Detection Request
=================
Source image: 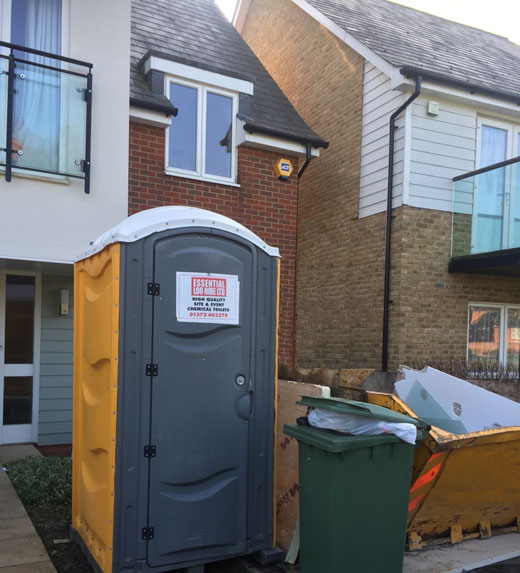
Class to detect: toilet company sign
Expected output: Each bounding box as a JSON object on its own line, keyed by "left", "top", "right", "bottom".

{"left": 176, "top": 272, "right": 240, "bottom": 324}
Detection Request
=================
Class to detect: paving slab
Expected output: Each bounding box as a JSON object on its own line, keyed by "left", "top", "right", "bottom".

{"left": 0, "top": 446, "right": 42, "bottom": 465}
{"left": 0, "top": 562, "right": 56, "bottom": 572}
{"left": 403, "top": 534, "right": 520, "bottom": 573}
{"left": 0, "top": 495, "right": 27, "bottom": 519}
{"left": 0, "top": 537, "right": 49, "bottom": 568}
{"left": 0, "top": 484, "right": 16, "bottom": 501}
{"left": 0, "top": 470, "right": 9, "bottom": 486}
{"left": 0, "top": 517, "right": 37, "bottom": 542}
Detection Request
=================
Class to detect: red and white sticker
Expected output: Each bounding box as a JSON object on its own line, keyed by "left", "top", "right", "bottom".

{"left": 176, "top": 272, "right": 240, "bottom": 324}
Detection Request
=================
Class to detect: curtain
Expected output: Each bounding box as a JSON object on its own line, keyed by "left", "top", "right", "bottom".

{"left": 474, "top": 125, "right": 507, "bottom": 253}
{"left": 12, "top": 0, "right": 62, "bottom": 172}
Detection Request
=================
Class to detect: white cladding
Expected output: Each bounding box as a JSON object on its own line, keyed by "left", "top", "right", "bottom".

{"left": 358, "top": 64, "right": 500, "bottom": 217}
{"left": 359, "top": 62, "right": 407, "bottom": 218}
{"left": 0, "top": 0, "right": 130, "bottom": 264}
{"left": 78, "top": 206, "right": 281, "bottom": 260}
{"left": 408, "top": 96, "right": 477, "bottom": 212}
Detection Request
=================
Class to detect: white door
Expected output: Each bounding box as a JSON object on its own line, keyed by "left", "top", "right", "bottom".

{"left": 0, "top": 272, "right": 40, "bottom": 444}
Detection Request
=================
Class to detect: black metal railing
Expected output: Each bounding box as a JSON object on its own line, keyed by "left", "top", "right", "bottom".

{"left": 0, "top": 41, "right": 92, "bottom": 193}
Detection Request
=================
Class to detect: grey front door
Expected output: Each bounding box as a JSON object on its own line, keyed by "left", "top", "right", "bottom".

{"left": 146, "top": 233, "right": 254, "bottom": 568}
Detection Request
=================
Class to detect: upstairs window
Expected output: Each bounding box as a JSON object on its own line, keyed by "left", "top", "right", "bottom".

{"left": 0, "top": 0, "right": 92, "bottom": 192}
{"left": 166, "top": 78, "right": 237, "bottom": 183}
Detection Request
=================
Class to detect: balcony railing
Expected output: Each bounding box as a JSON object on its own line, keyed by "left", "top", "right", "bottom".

{"left": 0, "top": 41, "right": 92, "bottom": 193}
{"left": 452, "top": 156, "right": 520, "bottom": 258}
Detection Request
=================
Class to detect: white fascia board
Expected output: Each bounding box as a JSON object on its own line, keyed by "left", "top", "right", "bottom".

{"left": 0, "top": 254, "right": 74, "bottom": 267}
{"left": 290, "top": 0, "right": 400, "bottom": 84}
{"left": 233, "top": 0, "right": 252, "bottom": 31}
{"left": 236, "top": 120, "right": 320, "bottom": 157}
{"left": 144, "top": 56, "right": 254, "bottom": 95}
{"left": 394, "top": 77, "right": 520, "bottom": 119}
{"left": 129, "top": 106, "right": 171, "bottom": 128}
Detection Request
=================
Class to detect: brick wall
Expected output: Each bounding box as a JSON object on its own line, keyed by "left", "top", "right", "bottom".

{"left": 129, "top": 120, "right": 298, "bottom": 365}
{"left": 392, "top": 206, "right": 520, "bottom": 369}
{"left": 240, "top": 0, "right": 520, "bottom": 371}
{"left": 242, "top": 0, "right": 385, "bottom": 369}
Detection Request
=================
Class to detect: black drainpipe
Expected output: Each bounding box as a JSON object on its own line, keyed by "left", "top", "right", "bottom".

{"left": 382, "top": 76, "right": 422, "bottom": 371}
{"left": 298, "top": 143, "right": 313, "bottom": 179}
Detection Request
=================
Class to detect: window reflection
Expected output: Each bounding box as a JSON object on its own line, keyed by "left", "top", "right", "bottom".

{"left": 205, "top": 92, "right": 232, "bottom": 178}
{"left": 468, "top": 306, "right": 500, "bottom": 365}
{"left": 3, "top": 377, "right": 33, "bottom": 425}
{"left": 169, "top": 83, "right": 198, "bottom": 172}
{"left": 5, "top": 275, "right": 35, "bottom": 364}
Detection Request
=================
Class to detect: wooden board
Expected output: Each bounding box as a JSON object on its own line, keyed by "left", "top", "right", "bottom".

{"left": 276, "top": 379, "right": 330, "bottom": 553}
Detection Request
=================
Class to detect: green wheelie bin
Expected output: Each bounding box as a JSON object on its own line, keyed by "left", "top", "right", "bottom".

{"left": 284, "top": 396, "right": 428, "bottom": 573}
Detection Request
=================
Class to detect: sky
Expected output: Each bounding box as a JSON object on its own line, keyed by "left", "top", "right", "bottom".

{"left": 215, "top": 0, "right": 520, "bottom": 45}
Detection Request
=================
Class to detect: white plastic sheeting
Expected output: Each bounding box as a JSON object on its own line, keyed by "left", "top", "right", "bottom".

{"left": 395, "top": 367, "right": 520, "bottom": 434}
{"left": 308, "top": 408, "right": 418, "bottom": 444}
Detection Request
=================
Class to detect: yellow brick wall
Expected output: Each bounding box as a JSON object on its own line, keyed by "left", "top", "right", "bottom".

{"left": 241, "top": 0, "right": 520, "bottom": 371}
{"left": 242, "top": 0, "right": 385, "bottom": 368}
{"left": 393, "top": 206, "right": 520, "bottom": 368}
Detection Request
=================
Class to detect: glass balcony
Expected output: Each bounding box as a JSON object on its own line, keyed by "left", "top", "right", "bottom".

{"left": 452, "top": 157, "right": 520, "bottom": 258}
{"left": 0, "top": 41, "right": 92, "bottom": 193}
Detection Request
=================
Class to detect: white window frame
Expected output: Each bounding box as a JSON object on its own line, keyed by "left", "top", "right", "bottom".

{"left": 165, "top": 76, "right": 238, "bottom": 185}
{"left": 467, "top": 302, "right": 520, "bottom": 368}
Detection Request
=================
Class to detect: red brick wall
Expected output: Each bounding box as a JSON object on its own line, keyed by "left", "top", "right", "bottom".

{"left": 129, "top": 120, "right": 298, "bottom": 365}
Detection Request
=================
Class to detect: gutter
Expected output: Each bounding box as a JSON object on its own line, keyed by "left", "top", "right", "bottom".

{"left": 400, "top": 66, "right": 520, "bottom": 106}
{"left": 382, "top": 75, "right": 422, "bottom": 372}
{"left": 129, "top": 97, "right": 178, "bottom": 116}
{"left": 240, "top": 119, "right": 329, "bottom": 150}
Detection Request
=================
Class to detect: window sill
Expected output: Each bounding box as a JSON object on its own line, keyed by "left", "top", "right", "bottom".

{"left": 0, "top": 167, "right": 70, "bottom": 185}
{"left": 164, "top": 169, "right": 240, "bottom": 188}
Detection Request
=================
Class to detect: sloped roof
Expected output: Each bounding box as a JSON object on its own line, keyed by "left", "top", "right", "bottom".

{"left": 304, "top": 0, "right": 520, "bottom": 101}
{"left": 130, "top": 0, "right": 327, "bottom": 147}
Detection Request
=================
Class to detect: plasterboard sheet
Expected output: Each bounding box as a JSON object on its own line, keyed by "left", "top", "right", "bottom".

{"left": 395, "top": 367, "right": 520, "bottom": 434}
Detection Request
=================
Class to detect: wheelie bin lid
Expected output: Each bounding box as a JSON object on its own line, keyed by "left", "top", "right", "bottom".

{"left": 284, "top": 396, "right": 430, "bottom": 453}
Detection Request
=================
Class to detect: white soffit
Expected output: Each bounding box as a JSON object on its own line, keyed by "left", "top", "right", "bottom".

{"left": 77, "top": 206, "right": 280, "bottom": 260}
{"left": 236, "top": 120, "right": 320, "bottom": 157}
{"left": 129, "top": 106, "right": 172, "bottom": 128}
{"left": 144, "top": 56, "right": 254, "bottom": 95}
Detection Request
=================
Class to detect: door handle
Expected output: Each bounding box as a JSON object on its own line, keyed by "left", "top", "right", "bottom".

{"left": 236, "top": 391, "right": 253, "bottom": 420}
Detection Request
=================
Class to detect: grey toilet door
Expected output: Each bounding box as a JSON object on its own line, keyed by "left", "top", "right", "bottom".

{"left": 146, "top": 233, "right": 254, "bottom": 568}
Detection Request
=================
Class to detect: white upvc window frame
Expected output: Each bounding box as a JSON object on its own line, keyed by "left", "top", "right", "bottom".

{"left": 165, "top": 76, "right": 238, "bottom": 185}
{"left": 467, "top": 302, "right": 520, "bottom": 368}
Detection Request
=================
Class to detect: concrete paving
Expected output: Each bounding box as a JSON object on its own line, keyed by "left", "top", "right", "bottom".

{"left": 0, "top": 445, "right": 55, "bottom": 572}
{"left": 0, "top": 445, "right": 42, "bottom": 465}
{"left": 403, "top": 534, "right": 520, "bottom": 573}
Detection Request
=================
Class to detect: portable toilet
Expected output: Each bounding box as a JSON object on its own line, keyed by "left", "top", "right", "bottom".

{"left": 71, "top": 206, "right": 280, "bottom": 573}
